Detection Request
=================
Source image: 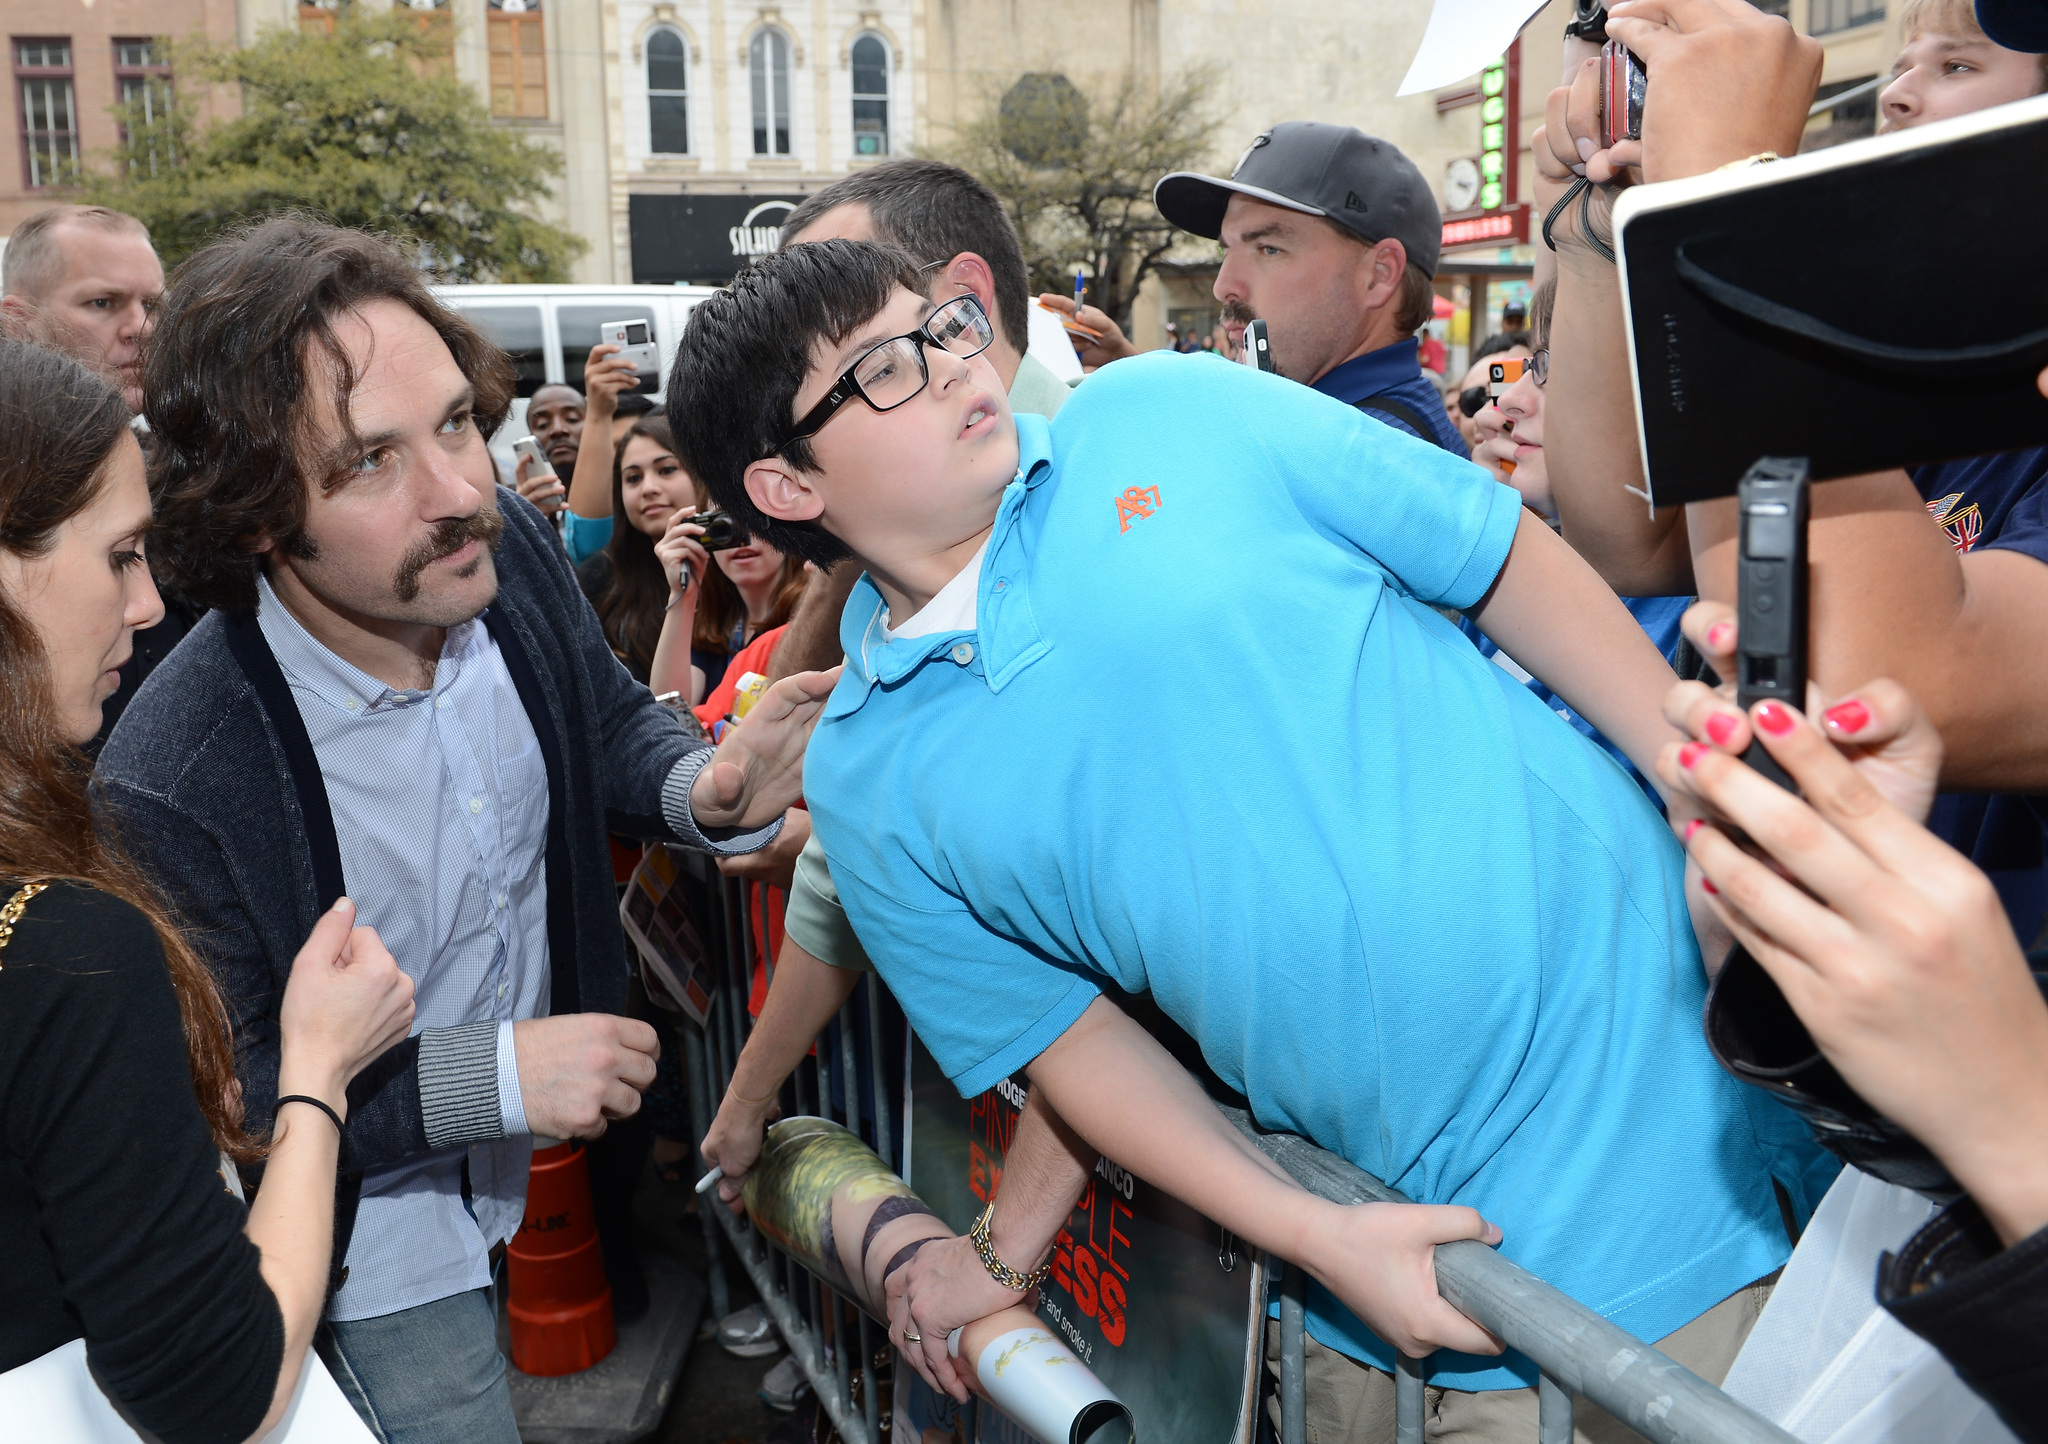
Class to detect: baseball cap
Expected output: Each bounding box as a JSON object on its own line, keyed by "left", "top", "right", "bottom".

{"left": 1976, "top": 0, "right": 2048, "bottom": 49}
{"left": 1503, "top": 300, "right": 1528, "bottom": 320}
{"left": 1155, "top": 122, "right": 1443, "bottom": 274}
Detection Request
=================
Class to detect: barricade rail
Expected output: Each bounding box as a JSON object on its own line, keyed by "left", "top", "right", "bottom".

{"left": 670, "top": 851, "right": 1797, "bottom": 1444}
{"left": 676, "top": 862, "right": 887, "bottom": 1444}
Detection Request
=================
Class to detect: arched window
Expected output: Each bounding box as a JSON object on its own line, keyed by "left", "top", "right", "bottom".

{"left": 851, "top": 34, "right": 888, "bottom": 157}
{"left": 646, "top": 27, "right": 688, "bottom": 153}
{"left": 749, "top": 29, "right": 791, "bottom": 156}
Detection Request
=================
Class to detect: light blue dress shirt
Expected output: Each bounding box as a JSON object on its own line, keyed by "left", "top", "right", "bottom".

{"left": 258, "top": 577, "right": 551, "bottom": 1322}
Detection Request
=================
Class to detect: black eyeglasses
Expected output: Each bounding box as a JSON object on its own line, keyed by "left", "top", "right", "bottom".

{"left": 1529, "top": 347, "right": 1549, "bottom": 387}
{"left": 776, "top": 294, "right": 995, "bottom": 452}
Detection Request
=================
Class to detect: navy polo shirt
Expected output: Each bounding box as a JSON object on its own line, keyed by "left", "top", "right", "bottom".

{"left": 1914, "top": 447, "right": 2048, "bottom": 940}
{"left": 1310, "top": 338, "right": 1469, "bottom": 457}
{"left": 805, "top": 353, "right": 1795, "bottom": 1389}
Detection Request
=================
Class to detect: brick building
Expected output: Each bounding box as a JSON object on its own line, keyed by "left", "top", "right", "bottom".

{"left": 0, "top": 0, "right": 241, "bottom": 237}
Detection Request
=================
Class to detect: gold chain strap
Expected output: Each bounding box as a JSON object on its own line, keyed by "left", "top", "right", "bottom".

{"left": 0, "top": 881, "right": 48, "bottom": 969}
{"left": 969, "top": 1200, "right": 1052, "bottom": 1292}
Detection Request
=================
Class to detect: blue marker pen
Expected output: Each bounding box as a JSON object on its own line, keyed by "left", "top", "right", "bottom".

{"left": 1073, "top": 270, "right": 1086, "bottom": 315}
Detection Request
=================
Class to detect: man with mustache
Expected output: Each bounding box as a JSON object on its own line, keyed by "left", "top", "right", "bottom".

{"left": 1156, "top": 124, "right": 1468, "bottom": 456}
{"left": 95, "top": 218, "right": 835, "bottom": 1442}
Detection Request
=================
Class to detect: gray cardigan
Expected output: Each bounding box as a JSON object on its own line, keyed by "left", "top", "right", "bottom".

{"left": 95, "top": 495, "right": 720, "bottom": 1276}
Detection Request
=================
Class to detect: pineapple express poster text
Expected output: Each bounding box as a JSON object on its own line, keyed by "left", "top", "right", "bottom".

{"left": 964, "top": 1076, "right": 1138, "bottom": 1359}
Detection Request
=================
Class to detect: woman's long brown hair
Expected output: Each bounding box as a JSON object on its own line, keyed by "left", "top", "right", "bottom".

{"left": 0, "top": 340, "right": 260, "bottom": 1161}
{"left": 595, "top": 417, "right": 806, "bottom": 675}
{"left": 595, "top": 417, "right": 699, "bottom": 678}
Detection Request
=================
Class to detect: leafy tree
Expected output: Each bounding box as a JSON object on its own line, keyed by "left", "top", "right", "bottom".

{"left": 930, "top": 68, "right": 1220, "bottom": 329}
{"left": 88, "top": 12, "right": 583, "bottom": 281}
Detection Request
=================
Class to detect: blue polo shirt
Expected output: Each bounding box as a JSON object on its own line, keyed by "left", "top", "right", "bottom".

{"left": 804, "top": 353, "right": 1794, "bottom": 1389}
{"left": 1311, "top": 337, "right": 1469, "bottom": 456}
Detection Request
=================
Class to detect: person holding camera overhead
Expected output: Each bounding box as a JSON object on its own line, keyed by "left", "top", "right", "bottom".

{"left": 1532, "top": 0, "right": 2048, "bottom": 1431}
{"left": 1537, "top": 0, "right": 2048, "bottom": 946}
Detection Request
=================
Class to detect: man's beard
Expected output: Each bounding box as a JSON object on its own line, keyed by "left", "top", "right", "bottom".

{"left": 393, "top": 504, "right": 506, "bottom": 604}
{"left": 1221, "top": 299, "right": 1257, "bottom": 329}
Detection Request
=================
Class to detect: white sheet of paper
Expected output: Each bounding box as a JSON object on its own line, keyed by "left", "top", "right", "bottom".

{"left": 1397, "top": 0, "right": 1554, "bottom": 96}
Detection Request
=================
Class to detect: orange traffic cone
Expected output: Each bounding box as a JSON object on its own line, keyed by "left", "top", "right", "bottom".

{"left": 507, "top": 1141, "right": 618, "bottom": 1375}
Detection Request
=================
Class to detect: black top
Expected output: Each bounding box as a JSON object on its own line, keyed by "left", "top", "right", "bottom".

{"left": 1880, "top": 1197, "right": 2048, "bottom": 1443}
{"left": 575, "top": 548, "right": 732, "bottom": 693}
{"left": 0, "top": 881, "right": 281, "bottom": 1443}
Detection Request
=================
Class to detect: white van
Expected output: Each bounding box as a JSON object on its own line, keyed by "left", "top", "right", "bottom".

{"left": 431, "top": 282, "right": 718, "bottom": 479}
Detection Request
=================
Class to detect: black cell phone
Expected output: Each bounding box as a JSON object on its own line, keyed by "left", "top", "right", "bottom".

{"left": 1733, "top": 457, "right": 1811, "bottom": 792}
{"left": 1238, "top": 318, "right": 1276, "bottom": 373}
{"left": 693, "top": 510, "right": 745, "bottom": 551}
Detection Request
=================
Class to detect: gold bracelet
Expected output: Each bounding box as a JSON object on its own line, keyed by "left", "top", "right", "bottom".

{"left": 1715, "top": 150, "right": 1782, "bottom": 171}
{"left": 969, "top": 1201, "right": 1052, "bottom": 1292}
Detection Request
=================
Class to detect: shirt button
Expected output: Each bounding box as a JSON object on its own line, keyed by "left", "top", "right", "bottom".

{"left": 343, "top": 697, "right": 361, "bottom": 712}
{"left": 994, "top": 578, "right": 1008, "bottom": 591}
{"left": 951, "top": 643, "right": 975, "bottom": 665}
{"left": 496, "top": 892, "right": 506, "bottom": 909}
{"left": 435, "top": 696, "right": 447, "bottom": 710}
{"left": 497, "top": 981, "right": 508, "bottom": 1000}
{"left": 470, "top": 796, "right": 483, "bottom": 814}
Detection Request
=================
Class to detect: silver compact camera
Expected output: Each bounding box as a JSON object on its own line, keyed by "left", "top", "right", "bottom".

{"left": 599, "top": 318, "right": 662, "bottom": 394}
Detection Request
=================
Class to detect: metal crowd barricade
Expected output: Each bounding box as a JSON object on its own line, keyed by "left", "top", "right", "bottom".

{"left": 676, "top": 862, "right": 889, "bottom": 1444}
{"left": 1225, "top": 1104, "right": 1802, "bottom": 1444}
{"left": 672, "top": 855, "right": 1797, "bottom": 1444}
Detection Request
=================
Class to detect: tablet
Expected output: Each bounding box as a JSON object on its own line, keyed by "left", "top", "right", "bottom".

{"left": 1613, "top": 91, "right": 2048, "bottom": 505}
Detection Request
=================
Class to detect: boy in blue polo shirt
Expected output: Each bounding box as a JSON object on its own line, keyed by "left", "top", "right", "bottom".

{"left": 669, "top": 241, "right": 1808, "bottom": 1433}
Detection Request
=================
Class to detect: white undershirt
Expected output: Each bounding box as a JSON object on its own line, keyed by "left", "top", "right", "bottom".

{"left": 885, "top": 539, "right": 988, "bottom": 641}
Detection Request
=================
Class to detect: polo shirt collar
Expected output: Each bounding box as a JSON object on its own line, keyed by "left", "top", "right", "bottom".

{"left": 829, "top": 414, "right": 1056, "bottom": 718}
{"left": 1310, "top": 338, "right": 1422, "bottom": 408}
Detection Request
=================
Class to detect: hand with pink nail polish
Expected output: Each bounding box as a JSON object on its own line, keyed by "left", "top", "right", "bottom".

{"left": 1653, "top": 695, "right": 2048, "bottom": 1252}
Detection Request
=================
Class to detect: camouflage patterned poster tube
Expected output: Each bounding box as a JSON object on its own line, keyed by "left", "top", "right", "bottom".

{"left": 742, "top": 1118, "right": 1135, "bottom": 1444}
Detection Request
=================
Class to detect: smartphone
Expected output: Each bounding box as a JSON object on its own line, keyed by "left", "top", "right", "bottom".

{"left": 599, "top": 318, "right": 662, "bottom": 394}
{"left": 1734, "top": 457, "right": 1811, "bottom": 793}
{"left": 1600, "top": 38, "right": 1647, "bottom": 149}
{"left": 510, "top": 435, "right": 555, "bottom": 480}
{"left": 1238, "top": 318, "right": 1276, "bottom": 373}
{"left": 1486, "top": 357, "right": 1525, "bottom": 398}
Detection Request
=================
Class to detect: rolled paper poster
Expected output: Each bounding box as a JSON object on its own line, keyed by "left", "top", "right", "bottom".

{"left": 740, "top": 1115, "right": 929, "bottom": 1314}
{"left": 741, "top": 1119, "right": 1136, "bottom": 1444}
{"left": 949, "top": 1317, "right": 1136, "bottom": 1444}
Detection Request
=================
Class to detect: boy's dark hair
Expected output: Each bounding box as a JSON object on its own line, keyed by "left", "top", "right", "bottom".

{"left": 668, "top": 240, "right": 924, "bottom": 569}
{"left": 144, "top": 215, "right": 515, "bottom": 613}
{"left": 779, "top": 159, "right": 1031, "bottom": 355}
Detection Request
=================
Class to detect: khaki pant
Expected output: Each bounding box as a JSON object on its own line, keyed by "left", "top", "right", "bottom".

{"left": 1263, "top": 1274, "right": 1777, "bottom": 1444}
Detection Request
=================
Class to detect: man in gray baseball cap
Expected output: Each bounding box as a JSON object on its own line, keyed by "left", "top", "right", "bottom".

{"left": 1156, "top": 122, "right": 1463, "bottom": 454}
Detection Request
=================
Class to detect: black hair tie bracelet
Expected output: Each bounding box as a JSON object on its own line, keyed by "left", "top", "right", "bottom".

{"left": 276, "top": 1094, "right": 345, "bottom": 1135}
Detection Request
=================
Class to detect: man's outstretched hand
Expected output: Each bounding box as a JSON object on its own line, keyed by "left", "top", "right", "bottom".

{"left": 688, "top": 667, "right": 842, "bottom": 832}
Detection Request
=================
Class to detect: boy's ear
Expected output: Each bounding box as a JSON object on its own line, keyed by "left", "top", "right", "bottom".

{"left": 744, "top": 455, "right": 825, "bottom": 525}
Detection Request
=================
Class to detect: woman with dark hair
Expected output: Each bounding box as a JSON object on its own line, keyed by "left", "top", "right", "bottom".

{"left": 578, "top": 416, "right": 805, "bottom": 702}
{"left": 576, "top": 415, "right": 716, "bottom": 697}
{"left": 0, "top": 341, "right": 416, "bottom": 1442}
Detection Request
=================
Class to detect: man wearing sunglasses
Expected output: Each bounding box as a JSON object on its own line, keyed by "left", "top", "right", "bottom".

{"left": 671, "top": 240, "right": 1816, "bottom": 1434}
